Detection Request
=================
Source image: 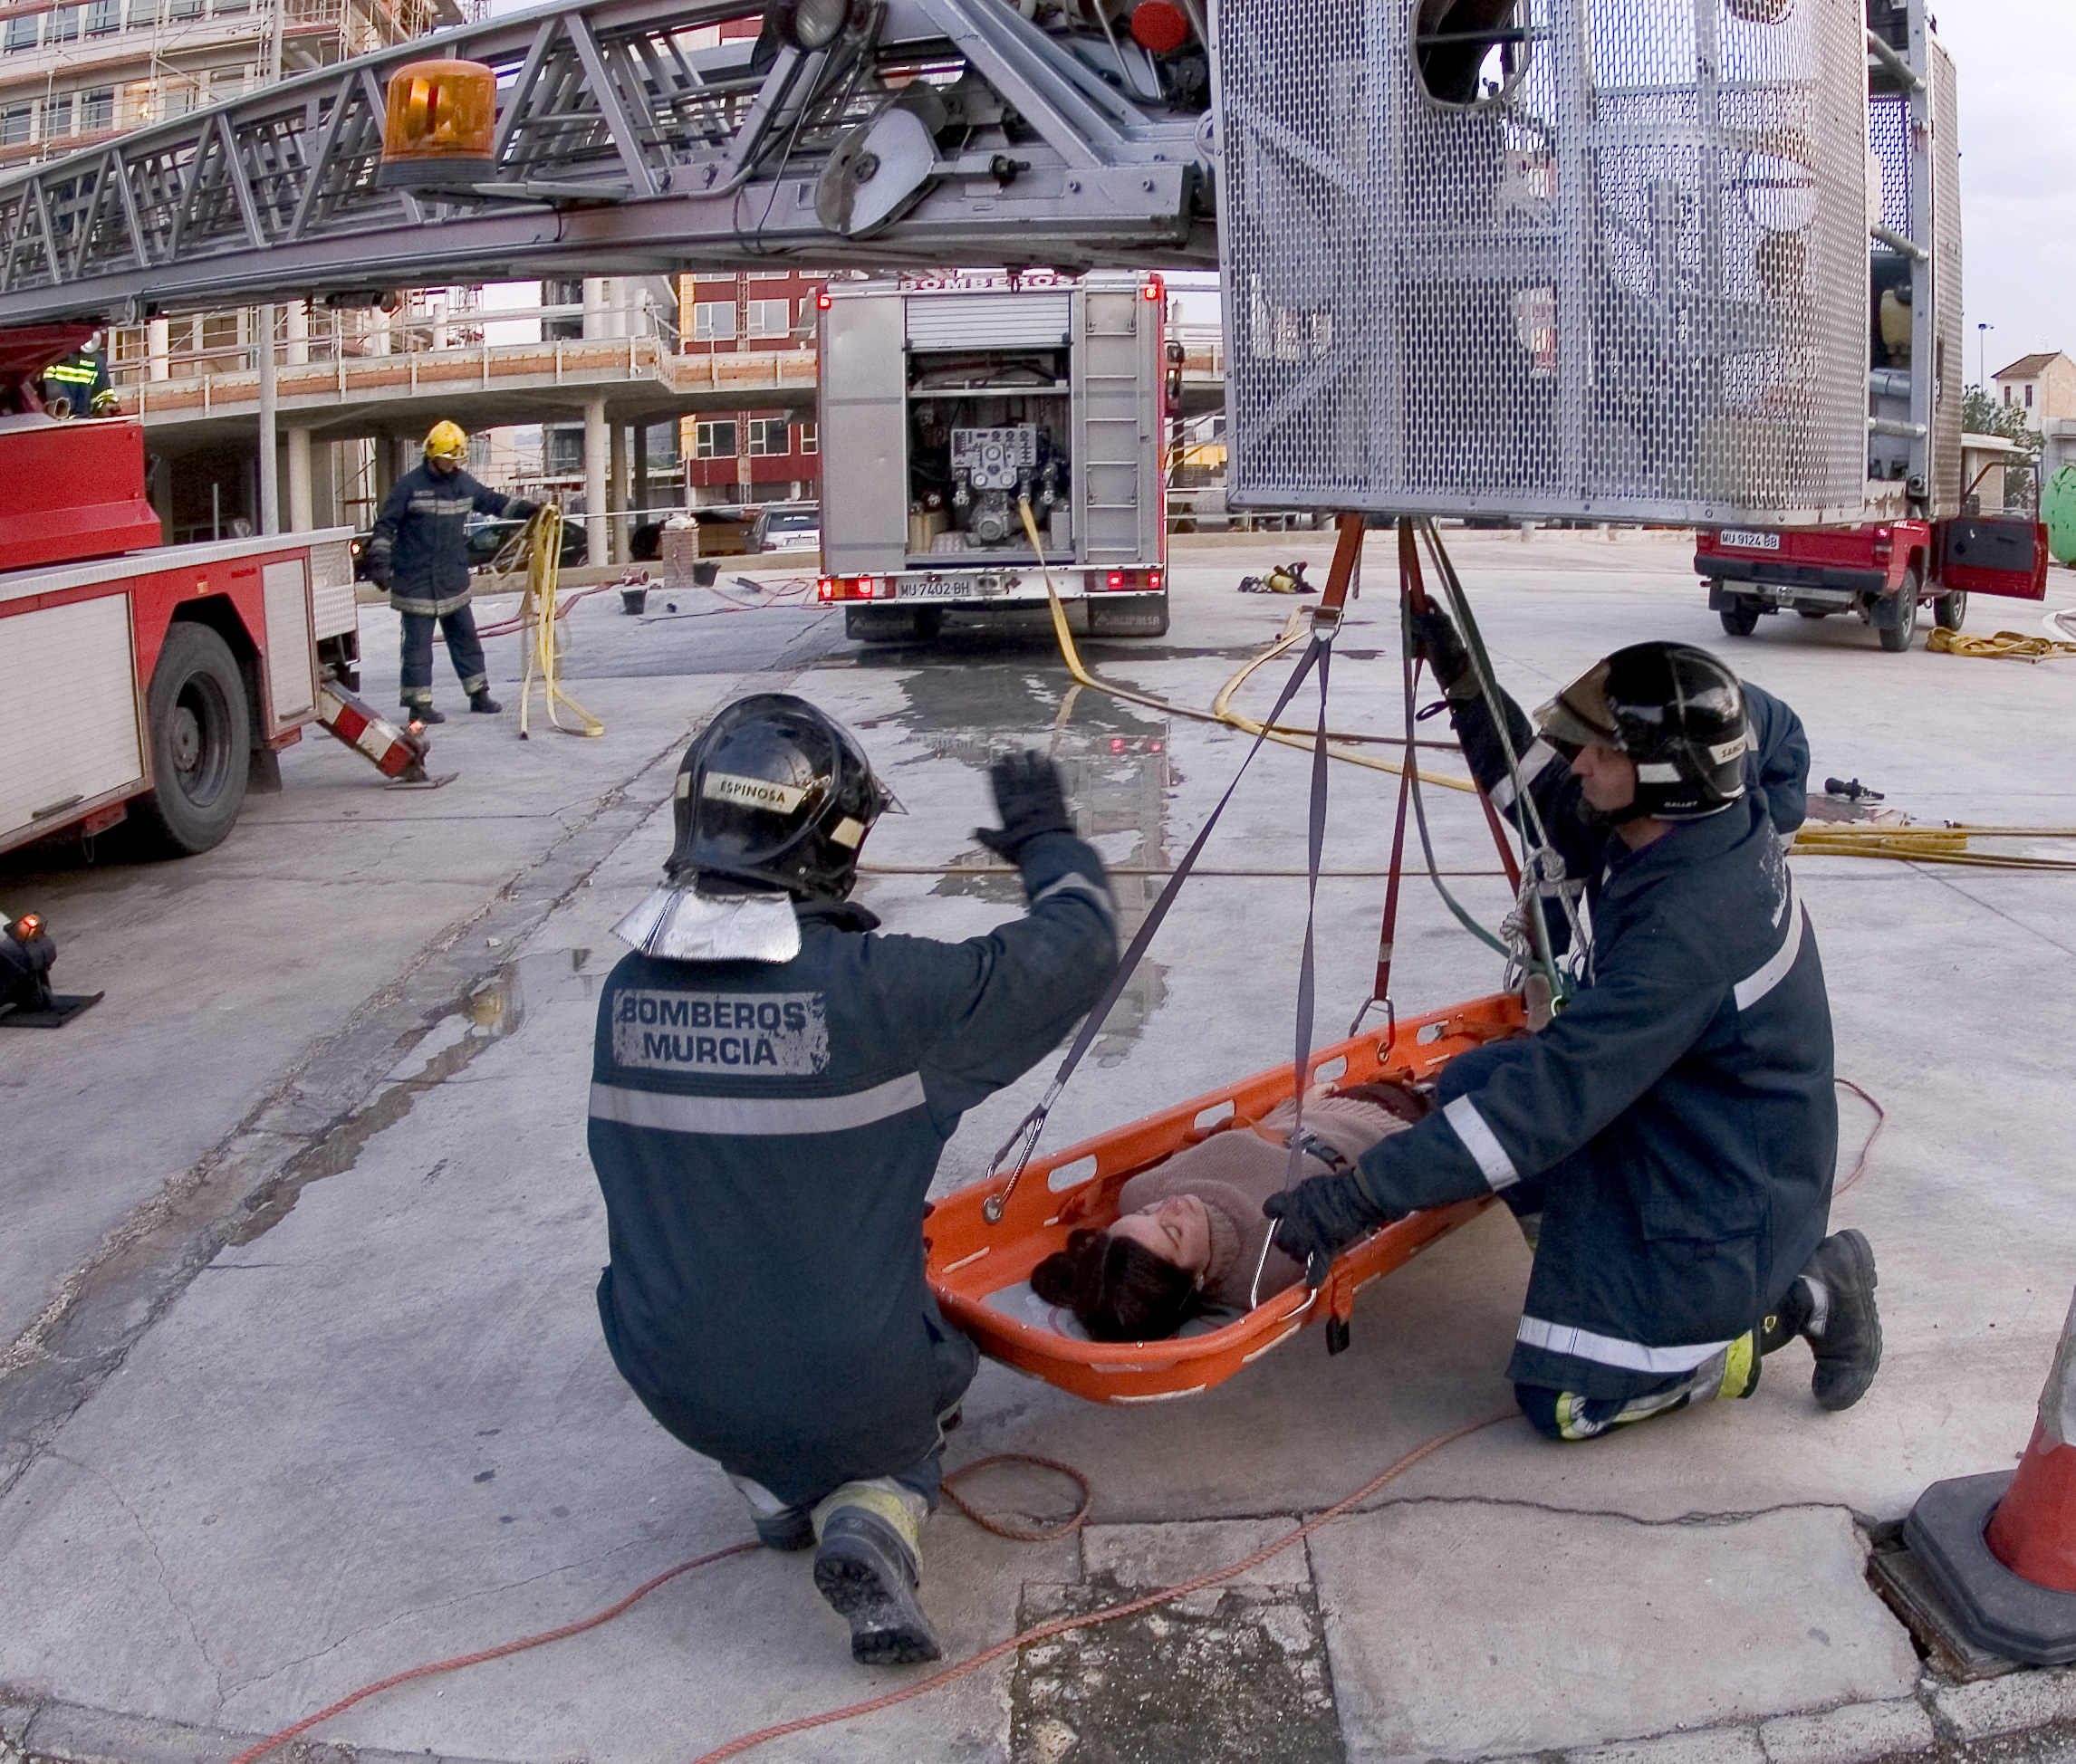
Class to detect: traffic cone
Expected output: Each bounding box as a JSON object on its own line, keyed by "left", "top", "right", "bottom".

{"left": 1905, "top": 1285, "right": 2076, "bottom": 1664}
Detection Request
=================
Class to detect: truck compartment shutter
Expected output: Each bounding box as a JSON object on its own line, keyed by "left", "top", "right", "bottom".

{"left": 1071, "top": 289, "right": 1156, "bottom": 563}
{"left": 306, "top": 535, "right": 358, "bottom": 642}
{"left": 0, "top": 594, "right": 144, "bottom": 843}
{"left": 821, "top": 293, "right": 908, "bottom": 574}
{"left": 263, "top": 558, "right": 317, "bottom": 722}
{"left": 906, "top": 294, "right": 1071, "bottom": 350}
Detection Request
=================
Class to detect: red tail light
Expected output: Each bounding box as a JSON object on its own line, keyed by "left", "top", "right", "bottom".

{"left": 1141, "top": 277, "right": 1163, "bottom": 302}
{"left": 1107, "top": 571, "right": 1126, "bottom": 588}
{"left": 817, "top": 577, "right": 835, "bottom": 600}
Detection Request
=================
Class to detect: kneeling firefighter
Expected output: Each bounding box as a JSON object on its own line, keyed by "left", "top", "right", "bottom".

{"left": 586, "top": 695, "right": 1118, "bottom": 1663}
{"left": 1265, "top": 630, "right": 1882, "bottom": 1441}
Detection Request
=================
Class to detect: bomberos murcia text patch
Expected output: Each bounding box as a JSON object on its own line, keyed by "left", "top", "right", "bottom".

{"left": 613, "top": 990, "right": 830, "bottom": 1074}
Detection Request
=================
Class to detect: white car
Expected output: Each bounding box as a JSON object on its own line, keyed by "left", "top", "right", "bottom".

{"left": 754, "top": 503, "right": 822, "bottom": 557}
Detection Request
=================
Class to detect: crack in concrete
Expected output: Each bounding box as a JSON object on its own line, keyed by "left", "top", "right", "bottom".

{"left": 1912, "top": 863, "right": 2076, "bottom": 963}
{"left": 46, "top": 1452, "right": 221, "bottom": 1709}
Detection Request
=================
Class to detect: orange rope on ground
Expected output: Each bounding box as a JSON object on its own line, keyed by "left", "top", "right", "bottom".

{"left": 1833, "top": 1078, "right": 1886, "bottom": 1197}
{"left": 223, "top": 1541, "right": 760, "bottom": 1764}
{"left": 939, "top": 1452, "right": 1094, "bottom": 1542}
{"left": 685, "top": 1410, "right": 1515, "bottom": 1764}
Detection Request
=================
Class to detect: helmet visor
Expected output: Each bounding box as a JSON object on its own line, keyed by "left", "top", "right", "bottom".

{"left": 1533, "top": 659, "right": 1622, "bottom": 754}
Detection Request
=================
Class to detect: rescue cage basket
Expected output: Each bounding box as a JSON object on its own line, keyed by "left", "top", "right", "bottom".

{"left": 926, "top": 991, "right": 1524, "bottom": 1404}
{"left": 1210, "top": 0, "right": 1873, "bottom": 528}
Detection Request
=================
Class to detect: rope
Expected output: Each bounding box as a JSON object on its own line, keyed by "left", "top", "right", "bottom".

{"left": 514, "top": 506, "right": 603, "bottom": 741}
{"left": 939, "top": 1452, "right": 1094, "bottom": 1542}
{"left": 1834, "top": 1078, "right": 1886, "bottom": 1198}
{"left": 221, "top": 1541, "right": 761, "bottom": 1764}
{"left": 1927, "top": 627, "right": 2076, "bottom": 662}
{"left": 1015, "top": 501, "right": 1481, "bottom": 794}
{"left": 685, "top": 1410, "right": 1516, "bottom": 1764}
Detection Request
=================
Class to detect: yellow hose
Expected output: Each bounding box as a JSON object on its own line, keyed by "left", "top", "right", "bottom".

{"left": 1791, "top": 822, "right": 2076, "bottom": 871}
{"left": 517, "top": 506, "right": 602, "bottom": 740}
{"left": 1015, "top": 499, "right": 1479, "bottom": 794}
{"left": 1927, "top": 628, "right": 2076, "bottom": 662}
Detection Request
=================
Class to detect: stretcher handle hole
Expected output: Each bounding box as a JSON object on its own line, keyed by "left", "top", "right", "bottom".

{"left": 1045, "top": 1154, "right": 1100, "bottom": 1194}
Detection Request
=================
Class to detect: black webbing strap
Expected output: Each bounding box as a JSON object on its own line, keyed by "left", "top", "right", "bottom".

{"left": 981, "top": 630, "right": 1335, "bottom": 1222}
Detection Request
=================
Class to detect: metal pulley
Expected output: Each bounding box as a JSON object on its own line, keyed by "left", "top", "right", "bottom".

{"left": 814, "top": 86, "right": 947, "bottom": 238}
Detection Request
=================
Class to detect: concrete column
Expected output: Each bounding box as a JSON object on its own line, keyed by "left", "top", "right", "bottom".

{"left": 148, "top": 317, "right": 170, "bottom": 381}
{"left": 582, "top": 278, "right": 606, "bottom": 341}
{"left": 632, "top": 421, "right": 649, "bottom": 517}
{"left": 257, "top": 302, "right": 279, "bottom": 536}
{"left": 583, "top": 398, "right": 608, "bottom": 567}
{"left": 285, "top": 299, "right": 309, "bottom": 366}
{"left": 286, "top": 427, "right": 312, "bottom": 532}
{"left": 375, "top": 434, "right": 398, "bottom": 506}
{"left": 609, "top": 418, "right": 629, "bottom": 565}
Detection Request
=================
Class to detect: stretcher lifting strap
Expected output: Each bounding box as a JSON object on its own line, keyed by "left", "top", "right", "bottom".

{"left": 983, "top": 519, "right": 1364, "bottom": 1223}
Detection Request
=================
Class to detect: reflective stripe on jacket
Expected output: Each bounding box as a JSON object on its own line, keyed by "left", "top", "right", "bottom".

{"left": 587, "top": 831, "right": 1119, "bottom": 1503}
{"left": 1354, "top": 682, "right": 1836, "bottom": 1397}
{"left": 365, "top": 462, "right": 525, "bottom": 616}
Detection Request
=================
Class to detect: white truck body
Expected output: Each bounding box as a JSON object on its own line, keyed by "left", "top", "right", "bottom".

{"left": 817, "top": 272, "right": 1170, "bottom": 639}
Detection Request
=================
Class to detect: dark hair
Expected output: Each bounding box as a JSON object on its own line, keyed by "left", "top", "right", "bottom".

{"left": 1030, "top": 1229, "right": 1199, "bottom": 1342}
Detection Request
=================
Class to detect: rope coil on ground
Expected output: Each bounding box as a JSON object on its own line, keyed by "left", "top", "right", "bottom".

{"left": 1927, "top": 627, "right": 2076, "bottom": 662}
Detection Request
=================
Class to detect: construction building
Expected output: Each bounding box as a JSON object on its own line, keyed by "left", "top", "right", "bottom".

{"left": 676, "top": 270, "right": 825, "bottom": 510}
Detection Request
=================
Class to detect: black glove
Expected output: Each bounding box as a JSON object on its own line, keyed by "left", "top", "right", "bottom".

{"left": 1263, "top": 1170, "right": 1391, "bottom": 1287}
{"left": 1408, "top": 603, "right": 1475, "bottom": 698}
{"left": 366, "top": 565, "right": 391, "bottom": 590}
{"left": 507, "top": 500, "right": 539, "bottom": 522}
{"left": 975, "top": 751, "right": 1073, "bottom": 861}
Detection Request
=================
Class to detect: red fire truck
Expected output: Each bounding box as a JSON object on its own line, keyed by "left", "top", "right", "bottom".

{"left": 1, "top": 325, "right": 409, "bottom": 864}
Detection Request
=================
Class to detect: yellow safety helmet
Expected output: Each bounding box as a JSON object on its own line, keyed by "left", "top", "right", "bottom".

{"left": 423, "top": 419, "right": 469, "bottom": 462}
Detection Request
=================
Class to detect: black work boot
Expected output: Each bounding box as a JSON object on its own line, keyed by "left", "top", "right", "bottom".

{"left": 752, "top": 1507, "right": 815, "bottom": 1552}
{"left": 812, "top": 1508, "right": 941, "bottom": 1665}
{"left": 408, "top": 704, "right": 445, "bottom": 725}
{"left": 1800, "top": 1230, "right": 1882, "bottom": 1411}
{"left": 469, "top": 692, "right": 502, "bottom": 714}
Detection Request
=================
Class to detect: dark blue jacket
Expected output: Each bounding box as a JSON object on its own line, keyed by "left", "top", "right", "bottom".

{"left": 587, "top": 833, "right": 1118, "bottom": 1504}
{"left": 367, "top": 462, "right": 527, "bottom": 617}
{"left": 1356, "top": 679, "right": 1835, "bottom": 1396}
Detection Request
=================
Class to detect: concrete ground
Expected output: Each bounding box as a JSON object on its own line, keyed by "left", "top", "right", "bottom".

{"left": 4, "top": 531, "right": 2076, "bottom": 1764}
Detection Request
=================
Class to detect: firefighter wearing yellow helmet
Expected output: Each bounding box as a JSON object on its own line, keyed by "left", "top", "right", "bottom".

{"left": 363, "top": 420, "right": 537, "bottom": 721}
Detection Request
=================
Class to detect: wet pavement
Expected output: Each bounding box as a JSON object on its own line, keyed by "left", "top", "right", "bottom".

{"left": 4, "top": 532, "right": 2076, "bottom": 1764}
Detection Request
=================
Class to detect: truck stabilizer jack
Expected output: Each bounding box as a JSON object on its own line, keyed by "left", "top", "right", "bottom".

{"left": 316, "top": 679, "right": 437, "bottom": 785}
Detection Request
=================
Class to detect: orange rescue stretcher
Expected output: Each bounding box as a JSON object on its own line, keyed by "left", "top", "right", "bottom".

{"left": 926, "top": 990, "right": 1523, "bottom": 1404}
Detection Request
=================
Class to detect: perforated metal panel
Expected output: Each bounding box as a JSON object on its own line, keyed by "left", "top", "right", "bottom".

{"left": 1211, "top": 0, "right": 1871, "bottom": 524}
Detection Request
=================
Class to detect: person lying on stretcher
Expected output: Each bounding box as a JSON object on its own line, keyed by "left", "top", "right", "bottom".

{"left": 1030, "top": 1081, "right": 1429, "bottom": 1339}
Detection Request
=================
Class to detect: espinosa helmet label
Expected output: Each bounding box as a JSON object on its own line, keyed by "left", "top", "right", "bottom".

{"left": 697, "top": 770, "right": 821, "bottom": 814}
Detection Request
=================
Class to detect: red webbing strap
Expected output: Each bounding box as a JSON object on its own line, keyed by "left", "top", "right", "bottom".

{"left": 1317, "top": 512, "right": 1366, "bottom": 616}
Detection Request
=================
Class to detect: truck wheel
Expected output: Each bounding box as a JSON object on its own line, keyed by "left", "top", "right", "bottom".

{"left": 1934, "top": 588, "right": 1968, "bottom": 631}
{"left": 130, "top": 621, "right": 250, "bottom": 856}
{"left": 1088, "top": 594, "right": 1170, "bottom": 638}
{"left": 1717, "top": 597, "right": 1760, "bottom": 637}
{"left": 1878, "top": 570, "right": 1922, "bottom": 653}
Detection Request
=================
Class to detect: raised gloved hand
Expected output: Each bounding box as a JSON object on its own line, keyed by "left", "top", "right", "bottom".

{"left": 1408, "top": 603, "right": 1475, "bottom": 699}
{"left": 507, "top": 499, "right": 540, "bottom": 522}
{"left": 1263, "top": 1170, "right": 1392, "bottom": 1287}
{"left": 976, "top": 751, "right": 1073, "bottom": 862}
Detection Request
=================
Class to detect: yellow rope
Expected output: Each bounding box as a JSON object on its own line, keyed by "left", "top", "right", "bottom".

{"left": 1015, "top": 499, "right": 1480, "bottom": 794}
{"left": 516, "top": 506, "right": 603, "bottom": 740}
{"left": 1927, "top": 628, "right": 2076, "bottom": 662}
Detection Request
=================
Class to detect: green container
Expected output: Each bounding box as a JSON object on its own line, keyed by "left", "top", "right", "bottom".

{"left": 2043, "top": 465, "right": 2076, "bottom": 567}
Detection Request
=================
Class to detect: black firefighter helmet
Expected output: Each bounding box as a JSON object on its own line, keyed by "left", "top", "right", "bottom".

{"left": 669, "top": 693, "right": 890, "bottom": 898}
{"left": 1536, "top": 642, "right": 1749, "bottom": 822}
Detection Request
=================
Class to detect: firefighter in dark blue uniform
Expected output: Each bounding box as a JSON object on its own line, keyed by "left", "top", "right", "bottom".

{"left": 588, "top": 695, "right": 1118, "bottom": 1663}
{"left": 363, "top": 420, "right": 533, "bottom": 722}
{"left": 1266, "top": 632, "right": 1881, "bottom": 1440}
{"left": 39, "top": 332, "right": 117, "bottom": 418}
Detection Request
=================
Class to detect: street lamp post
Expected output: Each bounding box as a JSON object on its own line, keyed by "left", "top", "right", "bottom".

{"left": 1978, "top": 321, "right": 1994, "bottom": 391}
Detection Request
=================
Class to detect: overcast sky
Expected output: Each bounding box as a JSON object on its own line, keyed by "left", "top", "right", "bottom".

{"left": 1940, "top": 2, "right": 2074, "bottom": 381}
